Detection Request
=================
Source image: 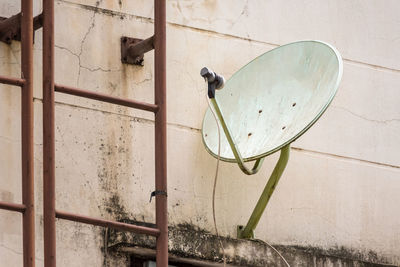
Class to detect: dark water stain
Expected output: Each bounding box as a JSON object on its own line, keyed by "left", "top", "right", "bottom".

{"left": 105, "top": 222, "right": 396, "bottom": 267}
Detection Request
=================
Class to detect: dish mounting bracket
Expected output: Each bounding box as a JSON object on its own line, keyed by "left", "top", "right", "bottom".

{"left": 209, "top": 97, "right": 290, "bottom": 239}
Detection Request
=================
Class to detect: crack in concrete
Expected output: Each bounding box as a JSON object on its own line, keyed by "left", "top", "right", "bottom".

{"left": 231, "top": 0, "right": 249, "bottom": 28}
{"left": 55, "top": 44, "right": 120, "bottom": 78}
{"left": 0, "top": 243, "right": 45, "bottom": 262}
{"left": 55, "top": 0, "right": 114, "bottom": 85}
{"left": 0, "top": 243, "right": 22, "bottom": 255}
{"left": 80, "top": 65, "right": 120, "bottom": 73}
{"left": 134, "top": 76, "right": 152, "bottom": 86}
{"left": 292, "top": 147, "right": 400, "bottom": 169}
{"left": 55, "top": 44, "right": 79, "bottom": 58}
{"left": 76, "top": 3, "right": 98, "bottom": 85}
{"left": 333, "top": 105, "right": 400, "bottom": 124}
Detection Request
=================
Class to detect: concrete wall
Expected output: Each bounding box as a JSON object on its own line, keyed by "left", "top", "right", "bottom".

{"left": 0, "top": 0, "right": 399, "bottom": 266}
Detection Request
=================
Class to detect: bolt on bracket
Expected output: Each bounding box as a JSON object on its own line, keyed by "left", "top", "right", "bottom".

{"left": 121, "top": 36, "right": 154, "bottom": 66}
{"left": 0, "top": 13, "right": 43, "bottom": 45}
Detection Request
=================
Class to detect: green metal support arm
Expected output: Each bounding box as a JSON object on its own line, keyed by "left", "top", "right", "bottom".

{"left": 237, "top": 145, "right": 290, "bottom": 239}
{"left": 210, "top": 98, "right": 264, "bottom": 175}
{"left": 209, "top": 98, "right": 290, "bottom": 238}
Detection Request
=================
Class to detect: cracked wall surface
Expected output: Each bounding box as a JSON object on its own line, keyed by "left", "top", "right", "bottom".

{"left": 0, "top": 0, "right": 400, "bottom": 266}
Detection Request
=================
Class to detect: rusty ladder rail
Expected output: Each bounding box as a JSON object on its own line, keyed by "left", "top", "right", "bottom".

{"left": 0, "top": 0, "right": 35, "bottom": 267}
{"left": 0, "top": 0, "right": 168, "bottom": 266}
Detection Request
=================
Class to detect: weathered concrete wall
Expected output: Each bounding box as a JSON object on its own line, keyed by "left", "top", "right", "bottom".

{"left": 0, "top": 0, "right": 399, "bottom": 266}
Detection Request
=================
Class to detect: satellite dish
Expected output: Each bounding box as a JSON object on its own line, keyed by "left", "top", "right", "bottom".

{"left": 201, "top": 40, "right": 343, "bottom": 238}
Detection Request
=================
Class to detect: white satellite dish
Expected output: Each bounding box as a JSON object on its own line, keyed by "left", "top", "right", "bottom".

{"left": 201, "top": 40, "right": 343, "bottom": 238}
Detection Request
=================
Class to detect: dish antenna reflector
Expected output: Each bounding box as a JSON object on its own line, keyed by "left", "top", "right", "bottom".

{"left": 201, "top": 40, "right": 343, "bottom": 238}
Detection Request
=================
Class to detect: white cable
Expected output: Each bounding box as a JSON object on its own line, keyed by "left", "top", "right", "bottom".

{"left": 254, "top": 238, "right": 291, "bottom": 267}
{"left": 206, "top": 92, "right": 290, "bottom": 267}
{"left": 206, "top": 95, "right": 227, "bottom": 267}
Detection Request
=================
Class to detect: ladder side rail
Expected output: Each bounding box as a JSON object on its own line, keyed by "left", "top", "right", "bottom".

{"left": 154, "top": 0, "right": 168, "bottom": 266}
{"left": 21, "top": 0, "right": 35, "bottom": 265}
{"left": 42, "top": 0, "right": 56, "bottom": 266}
{"left": 0, "top": 1, "right": 35, "bottom": 266}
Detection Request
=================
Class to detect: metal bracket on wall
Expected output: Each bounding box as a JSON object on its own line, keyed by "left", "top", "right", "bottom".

{"left": 121, "top": 36, "right": 154, "bottom": 66}
{"left": 0, "top": 13, "right": 43, "bottom": 44}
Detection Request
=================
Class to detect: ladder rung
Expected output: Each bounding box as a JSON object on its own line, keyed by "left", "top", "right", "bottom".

{"left": 0, "top": 201, "right": 26, "bottom": 213}
{"left": 54, "top": 84, "right": 158, "bottom": 113}
{"left": 0, "top": 75, "right": 25, "bottom": 87}
{"left": 55, "top": 210, "right": 160, "bottom": 236}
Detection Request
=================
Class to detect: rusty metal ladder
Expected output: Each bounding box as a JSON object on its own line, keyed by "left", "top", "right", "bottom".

{"left": 0, "top": 0, "right": 168, "bottom": 266}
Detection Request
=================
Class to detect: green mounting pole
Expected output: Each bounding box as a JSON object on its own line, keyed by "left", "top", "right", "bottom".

{"left": 209, "top": 97, "right": 290, "bottom": 238}
{"left": 237, "top": 145, "right": 290, "bottom": 239}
